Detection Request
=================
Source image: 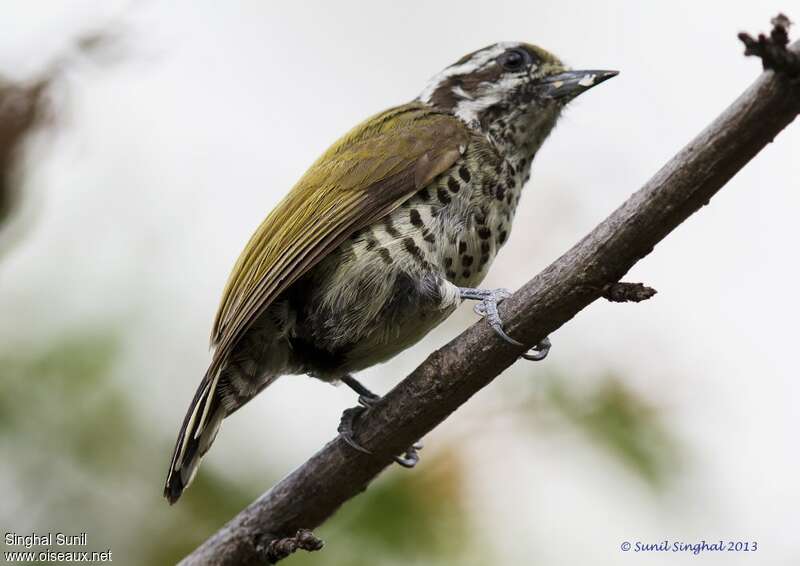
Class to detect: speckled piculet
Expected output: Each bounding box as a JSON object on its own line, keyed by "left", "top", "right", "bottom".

{"left": 164, "top": 42, "right": 616, "bottom": 503}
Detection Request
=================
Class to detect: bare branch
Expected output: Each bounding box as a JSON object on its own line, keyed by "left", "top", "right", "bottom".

{"left": 180, "top": 26, "right": 800, "bottom": 566}
{"left": 0, "top": 29, "right": 124, "bottom": 233}
{"left": 0, "top": 78, "right": 49, "bottom": 225}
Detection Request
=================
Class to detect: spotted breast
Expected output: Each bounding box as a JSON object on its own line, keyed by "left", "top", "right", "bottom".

{"left": 286, "top": 131, "right": 530, "bottom": 378}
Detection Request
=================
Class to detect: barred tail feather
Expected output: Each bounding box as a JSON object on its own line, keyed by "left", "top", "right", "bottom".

{"left": 164, "top": 371, "right": 225, "bottom": 504}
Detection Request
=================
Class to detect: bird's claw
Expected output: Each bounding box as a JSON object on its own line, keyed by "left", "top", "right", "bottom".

{"left": 337, "top": 405, "right": 423, "bottom": 467}
{"left": 357, "top": 394, "right": 379, "bottom": 409}
{"left": 394, "top": 445, "right": 420, "bottom": 468}
{"left": 338, "top": 406, "right": 373, "bottom": 454}
{"left": 460, "top": 286, "right": 551, "bottom": 361}
{"left": 521, "top": 336, "right": 551, "bottom": 361}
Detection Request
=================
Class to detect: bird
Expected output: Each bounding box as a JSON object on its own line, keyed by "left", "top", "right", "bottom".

{"left": 164, "top": 41, "right": 616, "bottom": 503}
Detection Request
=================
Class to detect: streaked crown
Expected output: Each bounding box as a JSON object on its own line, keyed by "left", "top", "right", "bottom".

{"left": 418, "top": 42, "right": 617, "bottom": 146}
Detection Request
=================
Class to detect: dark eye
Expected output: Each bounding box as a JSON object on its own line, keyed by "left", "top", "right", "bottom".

{"left": 500, "top": 49, "right": 527, "bottom": 71}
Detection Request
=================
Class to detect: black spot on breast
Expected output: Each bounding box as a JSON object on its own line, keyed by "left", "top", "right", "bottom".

{"left": 409, "top": 208, "right": 423, "bottom": 227}
{"left": 384, "top": 217, "right": 401, "bottom": 238}
{"left": 446, "top": 270, "right": 457, "bottom": 279}
{"left": 458, "top": 241, "right": 467, "bottom": 254}
{"left": 462, "top": 255, "right": 474, "bottom": 266}
{"left": 498, "top": 230, "right": 508, "bottom": 244}
{"left": 437, "top": 188, "right": 451, "bottom": 205}
{"left": 478, "top": 227, "right": 491, "bottom": 240}
{"left": 403, "top": 237, "right": 428, "bottom": 268}
{"left": 378, "top": 247, "right": 393, "bottom": 265}
{"left": 508, "top": 178, "right": 516, "bottom": 189}
{"left": 459, "top": 166, "right": 471, "bottom": 182}
{"left": 418, "top": 187, "right": 431, "bottom": 202}
{"left": 481, "top": 241, "right": 491, "bottom": 254}
{"left": 495, "top": 185, "right": 506, "bottom": 201}
{"left": 422, "top": 229, "right": 436, "bottom": 244}
{"left": 444, "top": 257, "right": 453, "bottom": 268}
{"left": 479, "top": 254, "right": 489, "bottom": 266}
{"left": 366, "top": 238, "right": 378, "bottom": 251}
{"left": 475, "top": 209, "right": 487, "bottom": 225}
{"left": 462, "top": 269, "right": 471, "bottom": 278}
{"left": 447, "top": 177, "right": 460, "bottom": 193}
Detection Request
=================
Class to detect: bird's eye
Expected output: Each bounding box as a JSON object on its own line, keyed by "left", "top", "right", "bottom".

{"left": 500, "top": 49, "right": 527, "bottom": 71}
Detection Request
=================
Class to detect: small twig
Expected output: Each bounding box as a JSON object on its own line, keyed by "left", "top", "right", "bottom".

{"left": 602, "top": 282, "right": 657, "bottom": 303}
{"left": 257, "top": 529, "right": 324, "bottom": 564}
{"left": 0, "top": 79, "right": 49, "bottom": 224}
{"left": 738, "top": 14, "right": 800, "bottom": 76}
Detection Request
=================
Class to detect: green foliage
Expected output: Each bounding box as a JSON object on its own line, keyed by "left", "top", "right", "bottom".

{"left": 0, "top": 330, "right": 255, "bottom": 564}
{"left": 0, "top": 329, "right": 478, "bottom": 566}
{"left": 545, "top": 376, "right": 681, "bottom": 489}
{"left": 0, "top": 328, "right": 681, "bottom": 565}
{"left": 288, "top": 450, "right": 475, "bottom": 566}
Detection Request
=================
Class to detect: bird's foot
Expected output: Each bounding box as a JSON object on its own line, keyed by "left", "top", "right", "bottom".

{"left": 459, "top": 287, "right": 552, "bottom": 361}
{"left": 340, "top": 374, "right": 381, "bottom": 408}
{"left": 338, "top": 375, "right": 422, "bottom": 467}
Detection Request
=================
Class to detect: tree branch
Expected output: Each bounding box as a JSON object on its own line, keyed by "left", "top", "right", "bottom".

{"left": 180, "top": 25, "right": 800, "bottom": 566}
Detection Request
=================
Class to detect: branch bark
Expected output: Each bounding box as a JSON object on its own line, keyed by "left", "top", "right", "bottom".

{"left": 180, "top": 33, "right": 800, "bottom": 566}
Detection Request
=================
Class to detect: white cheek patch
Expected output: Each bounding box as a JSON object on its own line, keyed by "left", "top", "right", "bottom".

{"left": 454, "top": 95, "right": 502, "bottom": 125}
{"left": 451, "top": 85, "right": 473, "bottom": 100}
{"left": 453, "top": 73, "right": 526, "bottom": 125}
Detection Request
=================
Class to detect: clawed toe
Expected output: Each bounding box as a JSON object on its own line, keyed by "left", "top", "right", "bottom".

{"left": 460, "top": 287, "right": 523, "bottom": 345}
{"left": 459, "top": 286, "right": 552, "bottom": 362}
{"left": 338, "top": 406, "right": 372, "bottom": 454}
{"left": 358, "top": 394, "right": 379, "bottom": 408}
{"left": 338, "top": 405, "right": 424, "bottom": 466}
{"left": 394, "top": 445, "right": 420, "bottom": 468}
{"left": 521, "top": 336, "right": 551, "bottom": 361}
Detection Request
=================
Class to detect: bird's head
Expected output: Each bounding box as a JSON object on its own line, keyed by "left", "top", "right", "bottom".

{"left": 419, "top": 42, "right": 617, "bottom": 153}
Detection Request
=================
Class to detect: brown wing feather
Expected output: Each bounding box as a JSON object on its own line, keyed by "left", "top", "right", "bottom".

{"left": 209, "top": 103, "right": 469, "bottom": 369}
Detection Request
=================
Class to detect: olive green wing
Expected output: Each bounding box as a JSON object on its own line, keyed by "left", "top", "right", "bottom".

{"left": 210, "top": 103, "right": 470, "bottom": 363}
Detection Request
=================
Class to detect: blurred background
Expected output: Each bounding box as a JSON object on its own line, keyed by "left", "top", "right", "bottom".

{"left": 1, "top": 1, "right": 798, "bottom": 564}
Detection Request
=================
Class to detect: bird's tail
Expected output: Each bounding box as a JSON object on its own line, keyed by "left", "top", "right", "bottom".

{"left": 164, "top": 369, "right": 225, "bottom": 504}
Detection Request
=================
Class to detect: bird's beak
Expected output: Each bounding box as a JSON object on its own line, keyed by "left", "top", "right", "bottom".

{"left": 535, "top": 69, "right": 619, "bottom": 101}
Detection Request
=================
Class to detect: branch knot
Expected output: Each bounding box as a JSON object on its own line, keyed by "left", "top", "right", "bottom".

{"left": 257, "top": 529, "right": 324, "bottom": 564}
{"left": 602, "top": 282, "right": 657, "bottom": 303}
{"left": 738, "top": 14, "right": 800, "bottom": 77}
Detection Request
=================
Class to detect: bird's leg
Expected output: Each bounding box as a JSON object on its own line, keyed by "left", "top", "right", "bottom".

{"left": 340, "top": 375, "right": 381, "bottom": 408}
{"left": 458, "top": 287, "right": 551, "bottom": 362}
{"left": 338, "top": 375, "right": 422, "bottom": 467}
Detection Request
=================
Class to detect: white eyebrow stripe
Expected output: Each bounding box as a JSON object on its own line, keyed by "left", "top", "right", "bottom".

{"left": 418, "top": 42, "right": 522, "bottom": 104}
